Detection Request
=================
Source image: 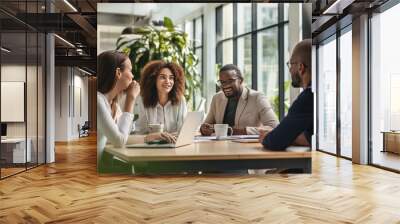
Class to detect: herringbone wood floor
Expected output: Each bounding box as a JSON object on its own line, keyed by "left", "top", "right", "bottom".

{"left": 1, "top": 135, "right": 400, "bottom": 224}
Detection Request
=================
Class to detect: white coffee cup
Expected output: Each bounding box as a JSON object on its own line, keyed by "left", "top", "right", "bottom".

{"left": 148, "top": 123, "right": 164, "bottom": 133}
{"left": 214, "top": 124, "right": 232, "bottom": 139}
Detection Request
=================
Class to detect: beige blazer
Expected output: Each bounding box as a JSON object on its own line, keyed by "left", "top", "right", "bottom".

{"left": 204, "top": 87, "right": 279, "bottom": 135}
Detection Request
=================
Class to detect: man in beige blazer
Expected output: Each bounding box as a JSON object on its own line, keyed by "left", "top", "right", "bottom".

{"left": 200, "top": 64, "right": 279, "bottom": 135}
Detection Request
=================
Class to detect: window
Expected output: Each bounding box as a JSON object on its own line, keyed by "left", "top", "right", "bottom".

{"left": 339, "top": 27, "right": 352, "bottom": 159}
{"left": 219, "top": 4, "right": 233, "bottom": 40}
{"left": 317, "top": 36, "right": 337, "bottom": 155}
{"left": 237, "top": 3, "right": 252, "bottom": 35}
{"left": 370, "top": 3, "right": 400, "bottom": 171}
{"left": 237, "top": 35, "right": 252, "bottom": 86}
{"left": 185, "top": 21, "right": 194, "bottom": 46}
{"left": 184, "top": 15, "right": 204, "bottom": 109}
{"left": 257, "top": 4, "right": 278, "bottom": 29}
{"left": 257, "top": 28, "right": 278, "bottom": 102}
{"left": 216, "top": 3, "right": 289, "bottom": 119}
{"left": 194, "top": 17, "right": 203, "bottom": 79}
{"left": 283, "top": 20, "right": 290, "bottom": 115}
{"left": 316, "top": 25, "right": 353, "bottom": 159}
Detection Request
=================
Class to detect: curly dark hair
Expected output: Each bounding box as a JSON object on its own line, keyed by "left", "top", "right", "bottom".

{"left": 140, "top": 60, "right": 185, "bottom": 108}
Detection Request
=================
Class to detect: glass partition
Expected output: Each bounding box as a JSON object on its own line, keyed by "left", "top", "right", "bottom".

{"left": 1, "top": 31, "right": 28, "bottom": 178}
{"left": 27, "top": 30, "right": 38, "bottom": 169}
{"left": 0, "top": 0, "right": 46, "bottom": 179}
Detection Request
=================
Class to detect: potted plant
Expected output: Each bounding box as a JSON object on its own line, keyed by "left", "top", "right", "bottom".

{"left": 270, "top": 80, "right": 291, "bottom": 117}
{"left": 116, "top": 17, "right": 201, "bottom": 109}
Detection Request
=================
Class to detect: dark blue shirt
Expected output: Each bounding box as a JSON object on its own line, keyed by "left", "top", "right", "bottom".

{"left": 262, "top": 87, "right": 313, "bottom": 150}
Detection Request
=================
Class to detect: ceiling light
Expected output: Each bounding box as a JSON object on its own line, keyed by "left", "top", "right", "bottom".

{"left": 54, "top": 34, "right": 75, "bottom": 48}
{"left": 323, "top": 0, "right": 354, "bottom": 15}
{"left": 78, "top": 67, "right": 92, "bottom": 76}
{"left": 63, "top": 0, "right": 78, "bottom": 12}
{"left": 1, "top": 47, "right": 11, "bottom": 53}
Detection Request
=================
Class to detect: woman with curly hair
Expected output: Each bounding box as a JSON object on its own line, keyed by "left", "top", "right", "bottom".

{"left": 135, "top": 60, "right": 187, "bottom": 136}
{"left": 97, "top": 52, "right": 176, "bottom": 172}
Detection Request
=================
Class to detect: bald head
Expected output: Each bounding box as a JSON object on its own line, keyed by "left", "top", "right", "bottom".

{"left": 290, "top": 39, "right": 311, "bottom": 75}
{"left": 289, "top": 39, "right": 312, "bottom": 88}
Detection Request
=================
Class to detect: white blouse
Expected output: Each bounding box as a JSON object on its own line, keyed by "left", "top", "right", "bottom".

{"left": 97, "top": 92, "right": 134, "bottom": 166}
{"left": 134, "top": 96, "right": 187, "bottom": 134}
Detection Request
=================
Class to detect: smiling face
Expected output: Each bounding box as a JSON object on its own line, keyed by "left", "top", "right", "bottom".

{"left": 156, "top": 68, "right": 175, "bottom": 95}
{"left": 218, "top": 69, "right": 243, "bottom": 98}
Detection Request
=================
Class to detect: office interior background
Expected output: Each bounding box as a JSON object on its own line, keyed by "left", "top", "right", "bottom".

{"left": 0, "top": 0, "right": 97, "bottom": 179}
{"left": 1, "top": 0, "right": 399, "bottom": 179}
{"left": 0, "top": 0, "right": 399, "bottom": 223}
{"left": 313, "top": 0, "right": 400, "bottom": 172}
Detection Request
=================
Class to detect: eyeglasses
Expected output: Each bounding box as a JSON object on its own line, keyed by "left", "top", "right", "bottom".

{"left": 286, "top": 61, "right": 298, "bottom": 68}
{"left": 217, "top": 78, "right": 238, "bottom": 86}
{"left": 286, "top": 61, "right": 308, "bottom": 69}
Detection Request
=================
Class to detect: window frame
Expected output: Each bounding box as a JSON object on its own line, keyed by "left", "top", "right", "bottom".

{"left": 368, "top": 0, "right": 400, "bottom": 173}
{"left": 215, "top": 3, "right": 289, "bottom": 120}
{"left": 315, "top": 24, "right": 353, "bottom": 160}
{"left": 184, "top": 15, "right": 204, "bottom": 109}
{"left": 0, "top": 0, "right": 47, "bottom": 179}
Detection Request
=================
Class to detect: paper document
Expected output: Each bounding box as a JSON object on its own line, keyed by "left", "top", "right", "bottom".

{"left": 194, "top": 135, "right": 259, "bottom": 141}
{"left": 232, "top": 139, "right": 259, "bottom": 143}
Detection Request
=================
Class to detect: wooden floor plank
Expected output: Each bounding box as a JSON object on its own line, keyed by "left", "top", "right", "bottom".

{"left": 0, "top": 134, "right": 400, "bottom": 223}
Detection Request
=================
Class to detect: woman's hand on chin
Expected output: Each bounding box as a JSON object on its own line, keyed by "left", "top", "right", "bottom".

{"left": 126, "top": 80, "right": 140, "bottom": 100}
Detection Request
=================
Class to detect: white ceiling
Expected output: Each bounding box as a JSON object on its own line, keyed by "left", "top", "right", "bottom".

{"left": 97, "top": 3, "right": 157, "bottom": 16}
{"left": 97, "top": 3, "right": 208, "bottom": 22}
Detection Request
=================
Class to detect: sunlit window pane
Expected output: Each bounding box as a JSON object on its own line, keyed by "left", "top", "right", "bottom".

{"left": 340, "top": 29, "right": 352, "bottom": 158}
{"left": 257, "top": 3, "right": 278, "bottom": 29}
{"left": 318, "top": 37, "right": 337, "bottom": 155}
{"left": 237, "top": 3, "right": 252, "bottom": 35}
{"left": 237, "top": 35, "right": 252, "bottom": 86}
{"left": 257, "top": 28, "right": 278, "bottom": 112}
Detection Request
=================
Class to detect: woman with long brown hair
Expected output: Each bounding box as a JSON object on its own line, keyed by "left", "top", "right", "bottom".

{"left": 97, "top": 51, "right": 175, "bottom": 172}
{"left": 134, "top": 60, "right": 187, "bottom": 135}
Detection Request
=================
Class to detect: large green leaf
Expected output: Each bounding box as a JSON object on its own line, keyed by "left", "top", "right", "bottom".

{"left": 163, "top": 17, "right": 174, "bottom": 31}
{"left": 116, "top": 16, "right": 201, "bottom": 109}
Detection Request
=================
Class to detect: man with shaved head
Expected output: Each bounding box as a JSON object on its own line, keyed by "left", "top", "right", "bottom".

{"left": 259, "top": 39, "right": 313, "bottom": 150}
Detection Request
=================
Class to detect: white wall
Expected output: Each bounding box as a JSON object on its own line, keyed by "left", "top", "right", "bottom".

{"left": 1, "top": 65, "right": 26, "bottom": 139}
{"left": 54, "top": 67, "right": 89, "bottom": 141}
{"left": 151, "top": 3, "right": 207, "bottom": 23}
{"left": 1, "top": 65, "right": 35, "bottom": 137}
{"left": 1, "top": 63, "right": 46, "bottom": 163}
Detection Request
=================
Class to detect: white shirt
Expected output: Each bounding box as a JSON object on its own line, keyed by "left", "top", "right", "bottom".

{"left": 134, "top": 96, "right": 187, "bottom": 134}
{"left": 97, "top": 92, "right": 134, "bottom": 165}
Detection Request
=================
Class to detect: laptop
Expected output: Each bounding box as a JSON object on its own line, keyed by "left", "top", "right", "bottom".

{"left": 126, "top": 111, "right": 203, "bottom": 148}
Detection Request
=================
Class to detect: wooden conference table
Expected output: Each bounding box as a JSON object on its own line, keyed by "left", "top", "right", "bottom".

{"left": 104, "top": 140, "right": 312, "bottom": 174}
